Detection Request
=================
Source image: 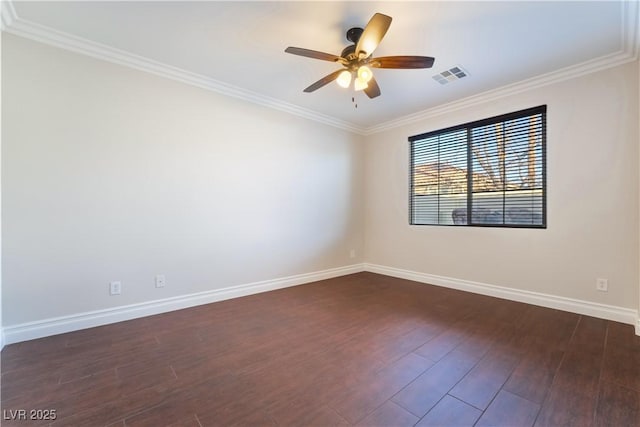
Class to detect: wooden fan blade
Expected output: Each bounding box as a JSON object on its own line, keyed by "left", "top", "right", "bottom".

{"left": 303, "top": 69, "right": 344, "bottom": 93}
{"left": 364, "top": 76, "right": 381, "bottom": 99}
{"left": 370, "top": 56, "right": 435, "bottom": 69}
{"left": 285, "top": 47, "right": 341, "bottom": 62}
{"left": 355, "top": 13, "right": 392, "bottom": 58}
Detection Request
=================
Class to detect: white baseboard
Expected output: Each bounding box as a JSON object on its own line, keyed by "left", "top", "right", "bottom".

{"left": 364, "top": 263, "right": 639, "bottom": 331}
{"left": 3, "top": 262, "right": 638, "bottom": 345}
{"left": 2, "top": 264, "right": 365, "bottom": 345}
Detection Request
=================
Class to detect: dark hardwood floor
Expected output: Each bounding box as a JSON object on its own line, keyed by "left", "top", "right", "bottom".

{"left": 2, "top": 272, "right": 639, "bottom": 426}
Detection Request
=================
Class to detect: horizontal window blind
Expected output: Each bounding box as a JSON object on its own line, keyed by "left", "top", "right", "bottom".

{"left": 409, "top": 105, "right": 546, "bottom": 228}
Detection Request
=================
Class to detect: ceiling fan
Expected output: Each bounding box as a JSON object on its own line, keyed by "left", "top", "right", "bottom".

{"left": 285, "top": 13, "right": 435, "bottom": 99}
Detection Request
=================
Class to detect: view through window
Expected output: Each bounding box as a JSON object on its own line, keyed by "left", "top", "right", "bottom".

{"left": 409, "top": 105, "right": 546, "bottom": 227}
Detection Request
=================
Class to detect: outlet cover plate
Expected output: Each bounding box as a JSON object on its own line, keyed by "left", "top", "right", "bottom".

{"left": 596, "top": 278, "right": 608, "bottom": 292}
{"left": 110, "top": 281, "right": 122, "bottom": 295}
{"left": 155, "top": 275, "right": 166, "bottom": 288}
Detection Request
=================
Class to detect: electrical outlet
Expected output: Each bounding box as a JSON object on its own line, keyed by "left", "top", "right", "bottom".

{"left": 349, "top": 249, "right": 356, "bottom": 259}
{"left": 596, "top": 278, "right": 608, "bottom": 292}
{"left": 155, "top": 274, "right": 166, "bottom": 288}
{"left": 109, "top": 281, "right": 122, "bottom": 295}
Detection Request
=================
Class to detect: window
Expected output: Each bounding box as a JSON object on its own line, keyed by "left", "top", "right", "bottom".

{"left": 409, "top": 105, "right": 546, "bottom": 228}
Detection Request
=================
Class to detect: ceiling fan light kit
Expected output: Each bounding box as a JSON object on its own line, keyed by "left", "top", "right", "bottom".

{"left": 337, "top": 70, "right": 352, "bottom": 88}
{"left": 357, "top": 66, "right": 373, "bottom": 83}
{"left": 354, "top": 77, "right": 368, "bottom": 91}
{"left": 285, "top": 12, "right": 435, "bottom": 100}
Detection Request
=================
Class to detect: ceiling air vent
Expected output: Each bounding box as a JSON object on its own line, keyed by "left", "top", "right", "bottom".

{"left": 432, "top": 66, "right": 468, "bottom": 85}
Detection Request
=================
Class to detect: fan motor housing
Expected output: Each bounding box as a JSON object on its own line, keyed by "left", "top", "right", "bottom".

{"left": 346, "top": 27, "right": 363, "bottom": 43}
{"left": 341, "top": 45, "right": 356, "bottom": 60}
{"left": 342, "top": 27, "right": 364, "bottom": 60}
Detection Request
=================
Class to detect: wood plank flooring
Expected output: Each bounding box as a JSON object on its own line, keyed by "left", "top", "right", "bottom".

{"left": 2, "top": 272, "right": 639, "bottom": 426}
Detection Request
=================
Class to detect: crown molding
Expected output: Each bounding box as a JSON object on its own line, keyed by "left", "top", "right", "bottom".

{"left": 1, "top": 2, "right": 366, "bottom": 135}
{"left": 623, "top": 0, "right": 640, "bottom": 58}
{"left": 365, "top": 50, "right": 637, "bottom": 135}
{"left": 0, "top": 0, "right": 17, "bottom": 31}
{"left": 365, "top": 0, "right": 639, "bottom": 135}
{"left": 1, "top": 0, "right": 637, "bottom": 137}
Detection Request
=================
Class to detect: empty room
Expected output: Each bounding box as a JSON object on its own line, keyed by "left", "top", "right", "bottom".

{"left": 1, "top": 1, "right": 639, "bottom": 426}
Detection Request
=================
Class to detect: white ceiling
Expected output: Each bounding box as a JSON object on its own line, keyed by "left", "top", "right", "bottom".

{"left": 3, "top": 1, "right": 638, "bottom": 133}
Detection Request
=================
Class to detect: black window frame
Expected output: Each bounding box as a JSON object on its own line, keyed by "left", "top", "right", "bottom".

{"left": 409, "top": 105, "right": 547, "bottom": 229}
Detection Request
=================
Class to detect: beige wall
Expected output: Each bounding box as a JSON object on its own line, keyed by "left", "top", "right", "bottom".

{"left": 2, "top": 32, "right": 639, "bottom": 333}
{"left": 364, "top": 61, "right": 639, "bottom": 310}
{"left": 2, "top": 34, "right": 364, "bottom": 326}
